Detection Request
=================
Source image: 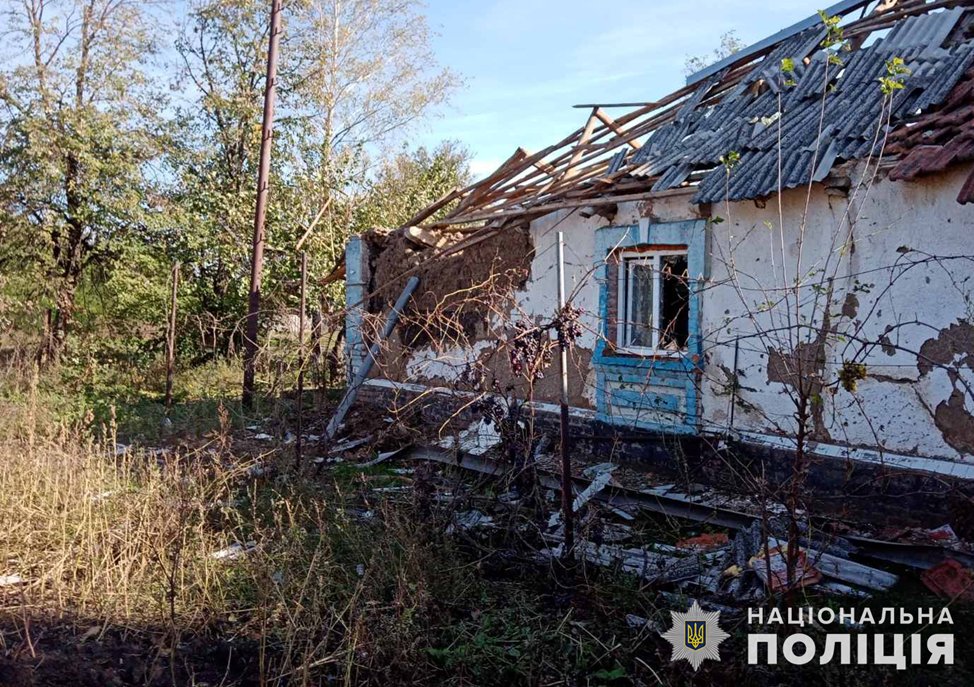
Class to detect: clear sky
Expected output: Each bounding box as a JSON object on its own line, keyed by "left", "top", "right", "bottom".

{"left": 416, "top": 0, "right": 830, "bottom": 177}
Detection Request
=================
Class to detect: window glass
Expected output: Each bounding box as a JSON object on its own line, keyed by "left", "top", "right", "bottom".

{"left": 618, "top": 249, "right": 689, "bottom": 354}
{"left": 627, "top": 261, "right": 654, "bottom": 348}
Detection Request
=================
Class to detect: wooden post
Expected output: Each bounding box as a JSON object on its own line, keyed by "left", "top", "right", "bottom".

{"left": 164, "top": 262, "right": 180, "bottom": 411}
{"left": 556, "top": 232, "right": 575, "bottom": 563}
{"left": 242, "top": 0, "right": 284, "bottom": 408}
{"left": 295, "top": 252, "right": 307, "bottom": 468}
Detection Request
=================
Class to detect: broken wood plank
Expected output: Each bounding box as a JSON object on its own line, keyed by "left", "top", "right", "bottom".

{"left": 400, "top": 186, "right": 462, "bottom": 229}
{"left": 595, "top": 108, "right": 642, "bottom": 149}
{"left": 559, "top": 109, "right": 599, "bottom": 183}
{"left": 407, "top": 445, "right": 754, "bottom": 529}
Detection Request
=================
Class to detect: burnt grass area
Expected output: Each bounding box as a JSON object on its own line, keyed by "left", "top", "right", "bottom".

{"left": 3, "top": 394, "right": 974, "bottom": 686}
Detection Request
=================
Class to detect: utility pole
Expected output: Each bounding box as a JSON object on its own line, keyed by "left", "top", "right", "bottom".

{"left": 242, "top": 0, "right": 284, "bottom": 408}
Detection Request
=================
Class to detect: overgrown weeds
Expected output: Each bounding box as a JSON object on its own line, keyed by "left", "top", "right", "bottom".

{"left": 0, "top": 368, "right": 651, "bottom": 685}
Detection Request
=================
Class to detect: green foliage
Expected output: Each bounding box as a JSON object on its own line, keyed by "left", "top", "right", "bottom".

{"left": 720, "top": 150, "right": 741, "bottom": 171}
{"left": 685, "top": 30, "right": 747, "bottom": 76}
{"left": 818, "top": 10, "right": 850, "bottom": 68}
{"left": 425, "top": 594, "right": 631, "bottom": 685}
{"left": 0, "top": 0, "right": 463, "bottom": 390}
{"left": 0, "top": 0, "right": 165, "bottom": 359}
{"left": 781, "top": 57, "right": 798, "bottom": 87}
{"left": 880, "top": 56, "right": 912, "bottom": 96}
{"left": 838, "top": 360, "right": 868, "bottom": 393}
{"left": 353, "top": 141, "right": 471, "bottom": 231}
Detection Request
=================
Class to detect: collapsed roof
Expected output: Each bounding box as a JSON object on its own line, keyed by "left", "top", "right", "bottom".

{"left": 405, "top": 0, "right": 974, "bottom": 236}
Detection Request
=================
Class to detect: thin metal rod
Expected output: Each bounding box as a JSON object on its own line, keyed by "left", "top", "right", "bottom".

{"left": 242, "top": 0, "right": 283, "bottom": 408}
{"left": 572, "top": 101, "right": 658, "bottom": 109}
{"left": 296, "top": 251, "right": 307, "bottom": 468}
{"left": 556, "top": 232, "right": 574, "bottom": 560}
{"left": 729, "top": 338, "right": 740, "bottom": 431}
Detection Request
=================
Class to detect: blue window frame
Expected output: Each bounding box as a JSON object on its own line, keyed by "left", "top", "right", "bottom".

{"left": 593, "top": 220, "right": 706, "bottom": 433}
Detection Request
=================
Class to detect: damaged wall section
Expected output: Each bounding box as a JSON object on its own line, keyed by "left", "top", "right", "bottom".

{"left": 701, "top": 162, "right": 974, "bottom": 464}
{"left": 348, "top": 160, "right": 974, "bottom": 471}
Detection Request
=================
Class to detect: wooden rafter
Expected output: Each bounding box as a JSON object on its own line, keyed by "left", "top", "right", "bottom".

{"left": 390, "top": 0, "right": 971, "bottom": 234}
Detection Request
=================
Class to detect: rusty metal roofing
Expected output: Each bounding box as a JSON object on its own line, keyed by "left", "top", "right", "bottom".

{"left": 888, "top": 65, "right": 974, "bottom": 203}
{"left": 402, "top": 1, "right": 974, "bottom": 232}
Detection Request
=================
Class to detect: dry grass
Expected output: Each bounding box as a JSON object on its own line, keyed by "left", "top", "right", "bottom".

{"left": 0, "top": 373, "right": 479, "bottom": 685}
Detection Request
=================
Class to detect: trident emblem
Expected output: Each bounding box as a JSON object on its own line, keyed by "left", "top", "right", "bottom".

{"left": 685, "top": 621, "right": 706, "bottom": 650}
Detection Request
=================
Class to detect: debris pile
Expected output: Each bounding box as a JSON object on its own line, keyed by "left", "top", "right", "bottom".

{"left": 317, "top": 415, "right": 974, "bottom": 609}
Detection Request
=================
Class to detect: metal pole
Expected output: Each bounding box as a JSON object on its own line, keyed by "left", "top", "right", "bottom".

{"left": 556, "top": 232, "right": 575, "bottom": 561}
{"left": 295, "top": 251, "right": 307, "bottom": 468}
{"left": 242, "top": 0, "right": 283, "bottom": 408}
{"left": 319, "top": 276, "right": 420, "bottom": 453}
{"left": 164, "top": 261, "right": 180, "bottom": 411}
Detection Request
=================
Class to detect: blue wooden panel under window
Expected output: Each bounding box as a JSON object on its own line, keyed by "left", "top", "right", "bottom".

{"left": 593, "top": 220, "right": 707, "bottom": 434}
{"left": 606, "top": 387, "right": 681, "bottom": 413}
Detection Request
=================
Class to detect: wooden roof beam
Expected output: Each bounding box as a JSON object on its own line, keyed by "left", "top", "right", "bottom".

{"left": 594, "top": 108, "right": 642, "bottom": 149}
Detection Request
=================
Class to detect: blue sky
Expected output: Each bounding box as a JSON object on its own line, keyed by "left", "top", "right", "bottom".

{"left": 416, "top": 0, "right": 830, "bottom": 176}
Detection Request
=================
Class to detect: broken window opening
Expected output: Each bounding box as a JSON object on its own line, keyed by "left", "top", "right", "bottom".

{"left": 617, "top": 249, "right": 689, "bottom": 355}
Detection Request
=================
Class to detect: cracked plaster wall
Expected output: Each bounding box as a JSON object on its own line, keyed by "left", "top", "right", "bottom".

{"left": 702, "top": 162, "right": 974, "bottom": 462}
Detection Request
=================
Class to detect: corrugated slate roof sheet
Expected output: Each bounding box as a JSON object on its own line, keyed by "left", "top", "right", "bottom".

{"left": 656, "top": 8, "right": 974, "bottom": 203}
{"left": 413, "top": 2, "right": 974, "bottom": 232}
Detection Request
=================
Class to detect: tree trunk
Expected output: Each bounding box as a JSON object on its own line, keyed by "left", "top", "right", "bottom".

{"left": 39, "top": 279, "right": 77, "bottom": 366}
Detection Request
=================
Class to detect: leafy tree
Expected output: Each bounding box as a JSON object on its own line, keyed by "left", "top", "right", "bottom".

{"left": 164, "top": 0, "right": 292, "bottom": 354}
{"left": 0, "top": 0, "right": 163, "bottom": 364}
{"left": 166, "top": 0, "right": 462, "bottom": 354}
{"left": 684, "top": 30, "right": 746, "bottom": 76}
{"left": 352, "top": 140, "right": 470, "bottom": 233}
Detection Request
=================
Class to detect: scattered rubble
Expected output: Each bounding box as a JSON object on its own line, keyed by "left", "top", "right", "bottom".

{"left": 438, "top": 419, "right": 502, "bottom": 456}
{"left": 676, "top": 532, "right": 729, "bottom": 552}
{"left": 447, "top": 510, "right": 495, "bottom": 534}
{"left": 921, "top": 558, "right": 974, "bottom": 601}
{"left": 305, "top": 418, "right": 974, "bottom": 611}
{"left": 211, "top": 541, "right": 258, "bottom": 560}
{"left": 751, "top": 544, "right": 822, "bottom": 592}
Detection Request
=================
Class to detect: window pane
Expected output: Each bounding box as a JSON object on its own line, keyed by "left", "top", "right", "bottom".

{"left": 660, "top": 254, "right": 689, "bottom": 350}
{"left": 627, "top": 261, "right": 654, "bottom": 348}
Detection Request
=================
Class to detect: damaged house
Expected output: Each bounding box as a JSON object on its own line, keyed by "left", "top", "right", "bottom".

{"left": 339, "top": 0, "right": 974, "bottom": 518}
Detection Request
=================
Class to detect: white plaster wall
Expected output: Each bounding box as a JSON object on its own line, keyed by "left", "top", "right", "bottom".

{"left": 701, "top": 163, "right": 974, "bottom": 461}
{"left": 395, "top": 164, "right": 974, "bottom": 463}
{"left": 406, "top": 340, "right": 496, "bottom": 382}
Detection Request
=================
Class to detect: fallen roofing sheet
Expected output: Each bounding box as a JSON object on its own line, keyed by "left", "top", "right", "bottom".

{"left": 411, "top": 1, "right": 974, "bottom": 232}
